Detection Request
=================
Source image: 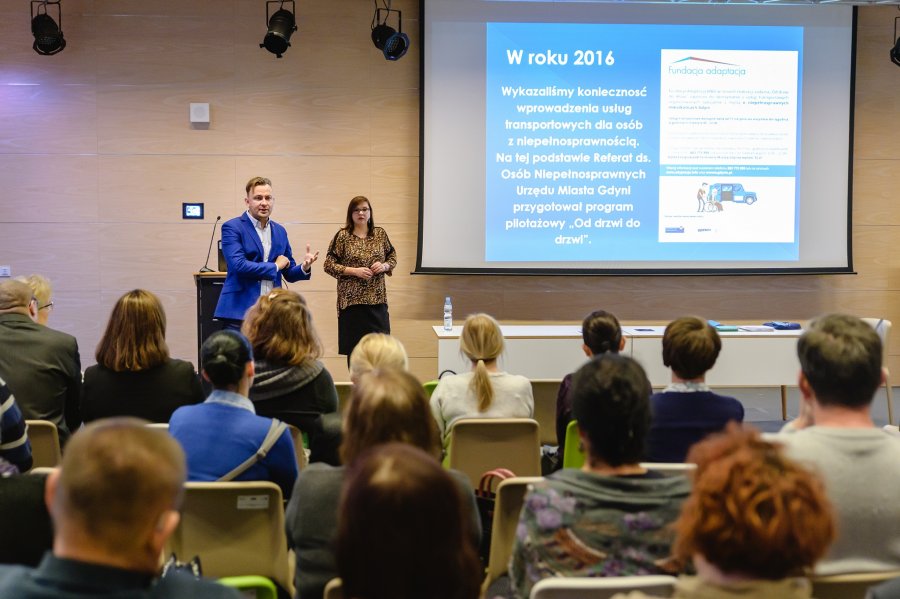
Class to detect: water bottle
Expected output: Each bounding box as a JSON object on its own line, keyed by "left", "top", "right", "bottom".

{"left": 443, "top": 296, "right": 453, "bottom": 331}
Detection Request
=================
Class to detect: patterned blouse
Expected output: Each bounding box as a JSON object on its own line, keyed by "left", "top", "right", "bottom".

{"left": 324, "top": 227, "right": 397, "bottom": 314}
{"left": 509, "top": 469, "right": 690, "bottom": 599}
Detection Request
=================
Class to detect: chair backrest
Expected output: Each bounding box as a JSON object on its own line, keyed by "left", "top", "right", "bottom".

{"left": 446, "top": 418, "right": 541, "bottom": 486}
{"left": 482, "top": 476, "right": 543, "bottom": 594}
{"left": 811, "top": 570, "right": 900, "bottom": 599}
{"left": 218, "top": 575, "right": 278, "bottom": 599}
{"left": 530, "top": 575, "right": 679, "bottom": 599}
{"left": 334, "top": 382, "right": 352, "bottom": 413}
{"left": 530, "top": 379, "right": 562, "bottom": 446}
{"left": 25, "top": 420, "right": 61, "bottom": 469}
{"left": 423, "top": 379, "right": 439, "bottom": 398}
{"left": 323, "top": 577, "right": 344, "bottom": 599}
{"left": 640, "top": 462, "right": 697, "bottom": 476}
{"left": 165, "top": 481, "right": 293, "bottom": 595}
{"left": 562, "top": 420, "right": 585, "bottom": 469}
{"left": 286, "top": 424, "right": 309, "bottom": 470}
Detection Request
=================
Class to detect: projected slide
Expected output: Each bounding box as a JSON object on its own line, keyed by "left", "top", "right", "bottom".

{"left": 485, "top": 23, "right": 802, "bottom": 262}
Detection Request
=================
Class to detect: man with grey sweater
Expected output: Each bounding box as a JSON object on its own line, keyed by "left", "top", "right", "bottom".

{"left": 779, "top": 313, "right": 900, "bottom": 575}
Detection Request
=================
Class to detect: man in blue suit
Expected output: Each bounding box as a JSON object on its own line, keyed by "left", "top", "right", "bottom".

{"left": 214, "top": 176, "right": 319, "bottom": 327}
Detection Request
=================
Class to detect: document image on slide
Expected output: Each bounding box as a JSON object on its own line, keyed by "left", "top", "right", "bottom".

{"left": 659, "top": 177, "right": 796, "bottom": 243}
{"left": 658, "top": 48, "right": 799, "bottom": 245}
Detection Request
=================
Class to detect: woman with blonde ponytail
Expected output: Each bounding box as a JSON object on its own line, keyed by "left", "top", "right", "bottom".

{"left": 429, "top": 313, "right": 534, "bottom": 449}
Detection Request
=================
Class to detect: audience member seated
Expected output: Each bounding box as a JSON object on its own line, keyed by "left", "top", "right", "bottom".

{"left": 285, "top": 368, "right": 480, "bottom": 599}
{"left": 509, "top": 353, "right": 691, "bottom": 599}
{"left": 82, "top": 289, "right": 204, "bottom": 424}
{"left": 169, "top": 330, "right": 298, "bottom": 499}
{"left": 556, "top": 309, "right": 625, "bottom": 459}
{"left": 0, "top": 375, "right": 32, "bottom": 472}
{"left": 611, "top": 425, "right": 835, "bottom": 599}
{"left": 779, "top": 313, "right": 900, "bottom": 574}
{"left": 348, "top": 332, "right": 408, "bottom": 384}
{"left": 0, "top": 470, "right": 51, "bottom": 566}
{"left": 16, "top": 274, "right": 53, "bottom": 327}
{"left": 0, "top": 280, "right": 81, "bottom": 445}
{"left": 0, "top": 419, "right": 241, "bottom": 598}
{"left": 336, "top": 443, "right": 482, "bottom": 599}
{"left": 646, "top": 316, "right": 744, "bottom": 462}
{"left": 242, "top": 289, "right": 339, "bottom": 464}
{"left": 429, "top": 313, "right": 533, "bottom": 449}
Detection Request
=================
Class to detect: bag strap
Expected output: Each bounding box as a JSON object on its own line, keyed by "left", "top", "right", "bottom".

{"left": 218, "top": 419, "right": 287, "bottom": 482}
{"left": 477, "top": 468, "right": 517, "bottom": 496}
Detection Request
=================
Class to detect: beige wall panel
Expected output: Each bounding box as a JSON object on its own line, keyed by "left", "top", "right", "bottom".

{"left": 233, "top": 18, "right": 373, "bottom": 91}
{"left": 0, "top": 155, "right": 99, "bottom": 222}
{"left": 369, "top": 89, "right": 419, "bottom": 157}
{"left": 827, "top": 226, "right": 900, "bottom": 290}
{"left": 0, "top": 85, "right": 98, "bottom": 154}
{"left": 45, "top": 289, "right": 104, "bottom": 365}
{"left": 99, "top": 155, "right": 237, "bottom": 222}
{"left": 855, "top": 9, "right": 897, "bottom": 84}
{"left": 854, "top": 84, "right": 900, "bottom": 161}
{"left": 97, "top": 85, "right": 236, "bottom": 155}
{"left": 233, "top": 89, "right": 371, "bottom": 156}
{"left": 91, "top": 0, "right": 236, "bottom": 18}
{"left": 98, "top": 223, "right": 219, "bottom": 291}
{"left": 233, "top": 156, "right": 372, "bottom": 223}
{"left": 0, "top": 0, "right": 97, "bottom": 86}
{"left": 1, "top": 224, "right": 101, "bottom": 293}
{"left": 93, "top": 15, "right": 236, "bottom": 87}
{"left": 371, "top": 157, "right": 418, "bottom": 221}
{"left": 853, "top": 160, "right": 900, "bottom": 226}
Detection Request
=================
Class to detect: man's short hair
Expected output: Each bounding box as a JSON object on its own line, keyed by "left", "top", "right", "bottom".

{"left": 52, "top": 418, "right": 186, "bottom": 554}
{"left": 581, "top": 310, "right": 622, "bottom": 355}
{"left": 245, "top": 176, "right": 272, "bottom": 195}
{"left": 662, "top": 316, "right": 721, "bottom": 380}
{"left": 571, "top": 353, "right": 652, "bottom": 467}
{"left": 798, "top": 314, "right": 882, "bottom": 408}
{"left": 0, "top": 280, "right": 34, "bottom": 312}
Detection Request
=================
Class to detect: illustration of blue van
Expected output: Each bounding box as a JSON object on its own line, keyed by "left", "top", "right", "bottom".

{"left": 709, "top": 183, "right": 757, "bottom": 205}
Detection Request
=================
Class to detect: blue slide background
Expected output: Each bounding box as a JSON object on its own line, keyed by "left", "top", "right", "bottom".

{"left": 485, "top": 23, "right": 803, "bottom": 262}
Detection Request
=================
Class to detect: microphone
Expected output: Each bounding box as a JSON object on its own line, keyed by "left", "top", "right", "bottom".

{"left": 199, "top": 216, "right": 222, "bottom": 273}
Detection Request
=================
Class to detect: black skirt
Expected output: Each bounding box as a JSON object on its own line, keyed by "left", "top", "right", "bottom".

{"left": 338, "top": 303, "right": 391, "bottom": 356}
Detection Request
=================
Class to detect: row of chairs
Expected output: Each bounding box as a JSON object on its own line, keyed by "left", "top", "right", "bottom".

{"left": 479, "top": 472, "right": 900, "bottom": 599}
{"left": 338, "top": 378, "right": 563, "bottom": 446}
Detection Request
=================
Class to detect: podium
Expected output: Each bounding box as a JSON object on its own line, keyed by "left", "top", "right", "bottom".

{"left": 194, "top": 272, "right": 227, "bottom": 366}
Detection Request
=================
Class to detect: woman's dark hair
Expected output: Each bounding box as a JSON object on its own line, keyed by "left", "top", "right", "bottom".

{"left": 342, "top": 195, "right": 374, "bottom": 236}
{"left": 200, "top": 330, "right": 253, "bottom": 389}
{"left": 337, "top": 443, "right": 482, "bottom": 599}
{"left": 581, "top": 310, "right": 622, "bottom": 356}
{"left": 571, "top": 353, "right": 651, "bottom": 467}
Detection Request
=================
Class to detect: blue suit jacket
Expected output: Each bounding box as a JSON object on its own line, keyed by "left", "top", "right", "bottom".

{"left": 214, "top": 213, "right": 311, "bottom": 321}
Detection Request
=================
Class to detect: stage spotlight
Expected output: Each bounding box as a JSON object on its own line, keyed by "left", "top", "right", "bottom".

{"left": 31, "top": 0, "right": 66, "bottom": 56}
{"left": 892, "top": 17, "right": 900, "bottom": 68}
{"left": 261, "top": 0, "right": 297, "bottom": 58}
{"left": 371, "top": 3, "right": 409, "bottom": 61}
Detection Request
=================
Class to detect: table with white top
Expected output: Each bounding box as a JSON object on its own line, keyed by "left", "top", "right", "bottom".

{"left": 433, "top": 324, "right": 803, "bottom": 419}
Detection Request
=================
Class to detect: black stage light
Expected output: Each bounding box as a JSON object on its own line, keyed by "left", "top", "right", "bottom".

{"left": 371, "top": 4, "right": 409, "bottom": 61}
{"left": 31, "top": 0, "right": 66, "bottom": 56}
{"left": 261, "top": 0, "right": 297, "bottom": 58}
{"left": 892, "top": 17, "right": 900, "bottom": 68}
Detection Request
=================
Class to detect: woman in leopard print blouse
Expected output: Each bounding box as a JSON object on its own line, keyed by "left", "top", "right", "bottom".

{"left": 324, "top": 196, "right": 398, "bottom": 363}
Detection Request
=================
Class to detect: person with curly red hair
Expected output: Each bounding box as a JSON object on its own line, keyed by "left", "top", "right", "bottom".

{"left": 613, "top": 424, "right": 835, "bottom": 599}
